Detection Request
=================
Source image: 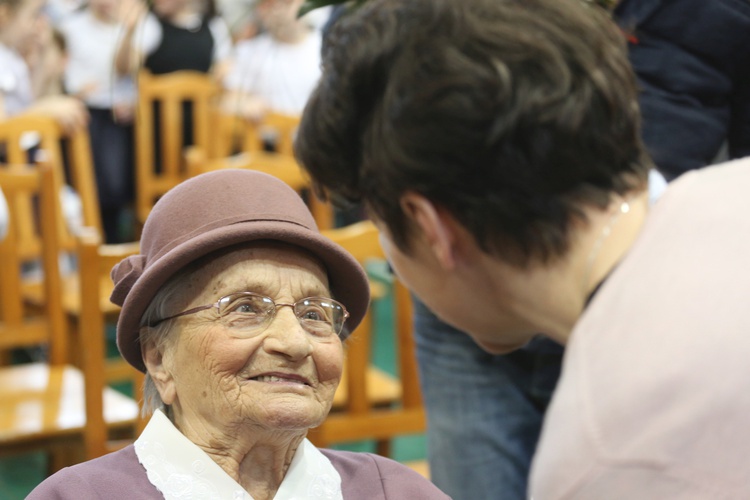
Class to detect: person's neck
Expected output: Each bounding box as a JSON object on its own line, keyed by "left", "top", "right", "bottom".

{"left": 173, "top": 411, "right": 306, "bottom": 500}
{"left": 507, "top": 189, "right": 649, "bottom": 344}
{"left": 580, "top": 189, "right": 649, "bottom": 302}
{"left": 91, "top": 8, "right": 116, "bottom": 24}
{"left": 270, "top": 24, "right": 309, "bottom": 45}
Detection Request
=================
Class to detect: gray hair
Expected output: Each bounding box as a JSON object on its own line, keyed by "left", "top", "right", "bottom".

{"left": 138, "top": 266, "right": 195, "bottom": 418}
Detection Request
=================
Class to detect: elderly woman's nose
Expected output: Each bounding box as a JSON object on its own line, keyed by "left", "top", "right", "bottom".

{"left": 263, "top": 308, "right": 314, "bottom": 358}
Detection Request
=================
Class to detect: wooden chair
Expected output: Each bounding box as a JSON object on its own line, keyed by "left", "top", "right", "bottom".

{"left": 0, "top": 164, "right": 139, "bottom": 471}
{"left": 238, "top": 111, "right": 333, "bottom": 229}
{"left": 0, "top": 114, "right": 143, "bottom": 392}
{"left": 308, "top": 221, "right": 426, "bottom": 456}
{"left": 0, "top": 113, "right": 102, "bottom": 260}
{"left": 240, "top": 111, "right": 299, "bottom": 156}
{"left": 134, "top": 70, "right": 221, "bottom": 224}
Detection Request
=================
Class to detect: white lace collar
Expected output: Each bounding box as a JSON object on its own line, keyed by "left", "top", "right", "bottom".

{"left": 134, "top": 409, "right": 342, "bottom": 500}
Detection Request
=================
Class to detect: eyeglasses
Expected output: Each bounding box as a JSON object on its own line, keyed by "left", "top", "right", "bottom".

{"left": 148, "top": 292, "right": 350, "bottom": 340}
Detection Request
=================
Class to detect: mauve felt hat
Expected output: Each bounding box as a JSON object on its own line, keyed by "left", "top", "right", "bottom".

{"left": 111, "top": 169, "right": 371, "bottom": 373}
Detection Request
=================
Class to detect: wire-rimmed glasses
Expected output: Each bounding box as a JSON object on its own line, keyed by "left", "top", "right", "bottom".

{"left": 148, "top": 292, "right": 350, "bottom": 340}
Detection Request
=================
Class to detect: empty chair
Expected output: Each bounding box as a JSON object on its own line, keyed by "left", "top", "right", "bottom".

{"left": 0, "top": 164, "right": 139, "bottom": 472}
{"left": 0, "top": 114, "right": 144, "bottom": 395}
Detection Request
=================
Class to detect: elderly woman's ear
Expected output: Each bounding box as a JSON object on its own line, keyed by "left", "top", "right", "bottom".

{"left": 141, "top": 333, "right": 177, "bottom": 406}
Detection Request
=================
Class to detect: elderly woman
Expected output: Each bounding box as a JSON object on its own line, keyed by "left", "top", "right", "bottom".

{"left": 28, "top": 169, "right": 449, "bottom": 499}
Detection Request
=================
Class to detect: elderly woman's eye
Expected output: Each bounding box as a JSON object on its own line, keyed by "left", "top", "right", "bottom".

{"left": 298, "top": 305, "right": 330, "bottom": 323}
{"left": 224, "top": 297, "right": 265, "bottom": 316}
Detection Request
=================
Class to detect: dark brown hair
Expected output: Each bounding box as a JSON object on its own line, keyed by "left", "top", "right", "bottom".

{"left": 295, "top": 0, "right": 652, "bottom": 266}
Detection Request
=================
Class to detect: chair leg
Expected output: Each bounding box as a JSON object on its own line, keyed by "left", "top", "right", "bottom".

{"left": 47, "top": 441, "right": 84, "bottom": 474}
{"left": 375, "top": 439, "right": 392, "bottom": 458}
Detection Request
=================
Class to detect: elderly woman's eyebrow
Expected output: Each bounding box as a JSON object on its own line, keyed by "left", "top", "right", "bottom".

{"left": 228, "top": 280, "right": 331, "bottom": 299}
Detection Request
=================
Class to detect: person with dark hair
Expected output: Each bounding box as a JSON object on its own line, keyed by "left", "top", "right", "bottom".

{"left": 28, "top": 169, "right": 450, "bottom": 499}
{"left": 295, "top": 0, "right": 750, "bottom": 497}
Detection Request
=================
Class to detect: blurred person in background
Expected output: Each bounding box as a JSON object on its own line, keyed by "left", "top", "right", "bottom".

{"left": 0, "top": 0, "right": 87, "bottom": 132}
{"left": 59, "top": 0, "right": 138, "bottom": 242}
{"left": 115, "top": 0, "right": 232, "bottom": 173}
{"left": 222, "top": 0, "right": 322, "bottom": 121}
{"left": 614, "top": 0, "right": 750, "bottom": 181}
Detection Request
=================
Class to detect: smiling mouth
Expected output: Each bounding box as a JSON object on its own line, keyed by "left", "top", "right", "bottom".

{"left": 251, "top": 375, "right": 310, "bottom": 385}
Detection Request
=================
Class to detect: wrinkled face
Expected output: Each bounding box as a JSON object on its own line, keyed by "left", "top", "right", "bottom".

{"left": 0, "top": 0, "right": 45, "bottom": 53}
{"left": 160, "top": 244, "right": 343, "bottom": 434}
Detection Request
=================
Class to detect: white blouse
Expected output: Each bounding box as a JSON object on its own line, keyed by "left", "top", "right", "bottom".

{"left": 134, "top": 409, "right": 343, "bottom": 500}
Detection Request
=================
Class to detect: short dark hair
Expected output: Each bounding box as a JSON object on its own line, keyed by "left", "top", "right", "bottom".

{"left": 295, "top": 0, "right": 652, "bottom": 266}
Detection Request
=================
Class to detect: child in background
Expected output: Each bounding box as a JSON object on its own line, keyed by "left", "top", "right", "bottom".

{"left": 0, "top": 0, "right": 87, "bottom": 133}
{"left": 222, "top": 0, "right": 322, "bottom": 120}
{"left": 115, "top": 0, "right": 232, "bottom": 172}
{"left": 59, "top": 0, "right": 137, "bottom": 243}
{"left": 115, "top": 0, "right": 232, "bottom": 80}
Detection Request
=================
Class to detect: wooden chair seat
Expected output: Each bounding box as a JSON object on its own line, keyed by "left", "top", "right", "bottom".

{"left": 0, "top": 165, "right": 140, "bottom": 471}
{"left": 332, "top": 365, "right": 401, "bottom": 409}
{"left": 187, "top": 150, "right": 308, "bottom": 190}
{"left": 185, "top": 146, "right": 335, "bottom": 231}
{"left": 0, "top": 363, "right": 138, "bottom": 447}
{"left": 21, "top": 275, "right": 123, "bottom": 317}
{"left": 331, "top": 280, "right": 395, "bottom": 409}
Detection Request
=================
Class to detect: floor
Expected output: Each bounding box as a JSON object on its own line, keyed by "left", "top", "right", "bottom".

{"left": 0, "top": 261, "right": 428, "bottom": 498}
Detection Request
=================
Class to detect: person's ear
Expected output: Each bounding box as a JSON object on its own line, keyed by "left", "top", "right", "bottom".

{"left": 399, "top": 192, "right": 457, "bottom": 270}
{"left": 142, "top": 334, "right": 176, "bottom": 405}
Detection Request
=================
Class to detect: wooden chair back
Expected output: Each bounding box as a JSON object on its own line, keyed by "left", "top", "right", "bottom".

{"left": 185, "top": 145, "right": 335, "bottom": 231}
{"left": 0, "top": 113, "right": 101, "bottom": 259}
{"left": 0, "top": 115, "right": 138, "bottom": 364}
{"left": 134, "top": 70, "right": 221, "bottom": 224}
{"left": 308, "top": 221, "right": 426, "bottom": 455}
{"left": 0, "top": 164, "right": 139, "bottom": 470}
{"left": 210, "top": 110, "right": 334, "bottom": 229}
{"left": 240, "top": 111, "right": 299, "bottom": 155}
{"left": 76, "top": 228, "right": 146, "bottom": 455}
{"left": 0, "top": 164, "right": 67, "bottom": 363}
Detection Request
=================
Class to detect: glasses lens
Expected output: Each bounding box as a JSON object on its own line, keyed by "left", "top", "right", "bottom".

{"left": 294, "top": 298, "right": 346, "bottom": 337}
{"left": 217, "top": 293, "right": 275, "bottom": 331}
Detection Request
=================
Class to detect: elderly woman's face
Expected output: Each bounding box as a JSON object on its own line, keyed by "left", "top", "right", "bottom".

{"left": 157, "top": 244, "right": 343, "bottom": 434}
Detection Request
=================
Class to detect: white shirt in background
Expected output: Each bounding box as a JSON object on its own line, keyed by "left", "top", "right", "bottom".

{"left": 225, "top": 31, "right": 322, "bottom": 115}
{"left": 59, "top": 10, "right": 136, "bottom": 109}
{"left": 0, "top": 43, "right": 33, "bottom": 117}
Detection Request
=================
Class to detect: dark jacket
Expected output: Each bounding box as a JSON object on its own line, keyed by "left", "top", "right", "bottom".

{"left": 615, "top": 0, "right": 750, "bottom": 180}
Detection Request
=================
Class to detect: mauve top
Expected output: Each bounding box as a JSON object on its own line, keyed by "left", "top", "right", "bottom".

{"left": 27, "top": 445, "right": 449, "bottom": 499}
